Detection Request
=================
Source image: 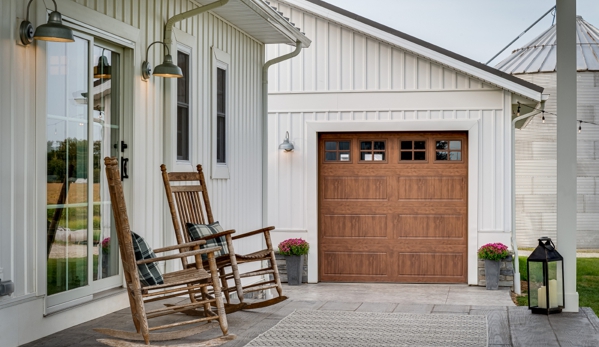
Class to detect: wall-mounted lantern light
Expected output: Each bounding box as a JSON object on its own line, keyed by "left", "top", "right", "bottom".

{"left": 142, "top": 41, "right": 183, "bottom": 80}
{"left": 19, "top": 0, "right": 75, "bottom": 46}
{"left": 278, "top": 131, "right": 294, "bottom": 152}
{"left": 94, "top": 51, "right": 112, "bottom": 79}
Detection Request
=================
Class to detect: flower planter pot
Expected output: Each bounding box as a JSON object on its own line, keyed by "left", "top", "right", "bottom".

{"left": 484, "top": 259, "right": 500, "bottom": 290}
{"left": 285, "top": 255, "right": 304, "bottom": 286}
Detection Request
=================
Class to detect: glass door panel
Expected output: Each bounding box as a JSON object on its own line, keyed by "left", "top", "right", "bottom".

{"left": 92, "top": 45, "right": 120, "bottom": 281}
{"left": 46, "top": 35, "right": 123, "bottom": 305}
{"left": 46, "top": 36, "right": 90, "bottom": 295}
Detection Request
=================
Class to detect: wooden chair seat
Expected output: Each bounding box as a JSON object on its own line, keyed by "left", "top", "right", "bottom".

{"left": 161, "top": 164, "right": 287, "bottom": 313}
{"left": 95, "top": 157, "right": 233, "bottom": 346}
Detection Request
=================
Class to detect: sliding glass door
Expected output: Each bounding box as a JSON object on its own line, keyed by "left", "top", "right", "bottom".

{"left": 45, "top": 33, "right": 124, "bottom": 311}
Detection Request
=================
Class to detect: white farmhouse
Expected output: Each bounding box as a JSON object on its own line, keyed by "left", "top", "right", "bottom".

{"left": 0, "top": 1, "right": 309, "bottom": 345}
{"left": 265, "top": 0, "right": 545, "bottom": 285}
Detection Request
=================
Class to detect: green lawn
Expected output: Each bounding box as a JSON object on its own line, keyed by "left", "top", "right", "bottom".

{"left": 516, "top": 256, "right": 599, "bottom": 314}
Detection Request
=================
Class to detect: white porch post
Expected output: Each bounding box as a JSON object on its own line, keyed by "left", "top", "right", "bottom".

{"left": 556, "top": 0, "right": 579, "bottom": 312}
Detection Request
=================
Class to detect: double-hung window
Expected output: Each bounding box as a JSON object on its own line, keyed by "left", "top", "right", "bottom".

{"left": 212, "top": 48, "right": 230, "bottom": 179}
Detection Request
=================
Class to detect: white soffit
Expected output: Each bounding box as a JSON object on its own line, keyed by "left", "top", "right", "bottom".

{"left": 195, "top": 0, "right": 311, "bottom": 47}
{"left": 279, "top": 0, "right": 543, "bottom": 101}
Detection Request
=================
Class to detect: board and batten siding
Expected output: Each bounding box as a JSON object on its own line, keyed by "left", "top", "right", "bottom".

{"left": 514, "top": 72, "right": 599, "bottom": 248}
{"left": 0, "top": 0, "right": 265, "bottom": 345}
{"left": 265, "top": 0, "right": 514, "bottom": 285}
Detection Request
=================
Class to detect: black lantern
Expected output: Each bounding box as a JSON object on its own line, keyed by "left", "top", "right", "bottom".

{"left": 527, "top": 237, "right": 564, "bottom": 314}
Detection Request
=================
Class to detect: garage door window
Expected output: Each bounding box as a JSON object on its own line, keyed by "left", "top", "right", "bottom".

{"left": 360, "top": 140, "right": 386, "bottom": 162}
{"left": 324, "top": 141, "right": 351, "bottom": 162}
{"left": 400, "top": 140, "right": 426, "bottom": 161}
{"left": 436, "top": 140, "right": 462, "bottom": 161}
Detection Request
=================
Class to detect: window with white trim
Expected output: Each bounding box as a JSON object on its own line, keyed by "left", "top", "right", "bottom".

{"left": 177, "top": 51, "right": 190, "bottom": 161}
{"left": 211, "top": 48, "right": 230, "bottom": 179}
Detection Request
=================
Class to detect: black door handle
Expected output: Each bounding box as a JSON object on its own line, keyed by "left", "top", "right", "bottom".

{"left": 121, "top": 158, "right": 129, "bottom": 181}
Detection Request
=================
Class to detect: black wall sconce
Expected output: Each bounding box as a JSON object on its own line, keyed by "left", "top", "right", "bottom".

{"left": 142, "top": 41, "right": 183, "bottom": 80}
{"left": 19, "top": 0, "right": 74, "bottom": 45}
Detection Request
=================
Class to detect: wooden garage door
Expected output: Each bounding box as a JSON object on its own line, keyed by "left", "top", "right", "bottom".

{"left": 319, "top": 132, "right": 468, "bottom": 283}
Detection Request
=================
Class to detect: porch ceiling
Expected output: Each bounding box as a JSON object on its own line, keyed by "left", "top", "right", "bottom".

{"left": 195, "top": 0, "right": 311, "bottom": 47}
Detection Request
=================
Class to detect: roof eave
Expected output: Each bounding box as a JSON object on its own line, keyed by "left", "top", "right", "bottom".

{"left": 244, "top": 0, "right": 312, "bottom": 47}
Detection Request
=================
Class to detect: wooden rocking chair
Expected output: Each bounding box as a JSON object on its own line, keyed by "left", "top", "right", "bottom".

{"left": 96, "top": 157, "right": 234, "bottom": 346}
{"left": 160, "top": 164, "right": 288, "bottom": 313}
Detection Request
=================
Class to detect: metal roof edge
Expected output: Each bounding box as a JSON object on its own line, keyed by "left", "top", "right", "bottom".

{"left": 287, "top": 0, "right": 543, "bottom": 98}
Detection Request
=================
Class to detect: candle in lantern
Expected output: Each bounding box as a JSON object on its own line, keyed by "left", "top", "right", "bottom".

{"left": 549, "top": 279, "right": 558, "bottom": 308}
{"left": 537, "top": 286, "right": 547, "bottom": 309}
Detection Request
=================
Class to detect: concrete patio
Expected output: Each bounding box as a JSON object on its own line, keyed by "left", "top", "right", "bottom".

{"left": 22, "top": 283, "right": 599, "bottom": 347}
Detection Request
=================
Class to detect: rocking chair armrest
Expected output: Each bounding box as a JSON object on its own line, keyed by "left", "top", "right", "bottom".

{"left": 153, "top": 240, "right": 207, "bottom": 253}
{"left": 136, "top": 246, "right": 222, "bottom": 265}
{"left": 231, "top": 226, "right": 275, "bottom": 240}
{"left": 200, "top": 229, "right": 236, "bottom": 241}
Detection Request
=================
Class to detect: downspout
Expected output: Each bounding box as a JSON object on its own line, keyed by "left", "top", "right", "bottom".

{"left": 511, "top": 101, "right": 542, "bottom": 295}
{"left": 163, "top": 0, "right": 230, "bottom": 45}
{"left": 262, "top": 41, "right": 302, "bottom": 227}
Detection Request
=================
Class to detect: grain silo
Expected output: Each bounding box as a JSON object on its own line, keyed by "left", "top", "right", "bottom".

{"left": 496, "top": 16, "right": 599, "bottom": 248}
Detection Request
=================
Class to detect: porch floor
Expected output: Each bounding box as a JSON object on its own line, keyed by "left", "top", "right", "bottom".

{"left": 22, "top": 283, "right": 599, "bottom": 347}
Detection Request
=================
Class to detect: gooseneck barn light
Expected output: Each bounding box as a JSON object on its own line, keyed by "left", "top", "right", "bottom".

{"left": 19, "top": 0, "right": 75, "bottom": 45}
{"left": 142, "top": 41, "right": 183, "bottom": 80}
{"left": 278, "top": 131, "right": 294, "bottom": 152}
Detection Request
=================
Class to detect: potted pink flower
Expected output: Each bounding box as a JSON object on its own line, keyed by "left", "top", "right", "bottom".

{"left": 478, "top": 242, "right": 509, "bottom": 290}
{"left": 278, "top": 238, "right": 309, "bottom": 285}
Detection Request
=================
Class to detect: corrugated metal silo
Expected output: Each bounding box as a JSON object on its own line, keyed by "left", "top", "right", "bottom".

{"left": 496, "top": 16, "right": 599, "bottom": 248}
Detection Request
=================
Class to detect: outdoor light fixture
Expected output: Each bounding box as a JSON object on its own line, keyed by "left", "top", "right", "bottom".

{"left": 278, "top": 131, "right": 294, "bottom": 152}
{"left": 141, "top": 41, "right": 183, "bottom": 80}
{"left": 94, "top": 50, "right": 112, "bottom": 79}
{"left": 19, "top": 0, "right": 75, "bottom": 46}
{"left": 527, "top": 237, "right": 564, "bottom": 315}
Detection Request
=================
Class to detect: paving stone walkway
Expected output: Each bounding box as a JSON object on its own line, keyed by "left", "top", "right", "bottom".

{"left": 22, "top": 284, "right": 599, "bottom": 347}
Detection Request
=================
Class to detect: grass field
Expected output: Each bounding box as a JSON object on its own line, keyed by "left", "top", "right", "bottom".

{"left": 47, "top": 256, "right": 98, "bottom": 296}
{"left": 515, "top": 256, "right": 599, "bottom": 314}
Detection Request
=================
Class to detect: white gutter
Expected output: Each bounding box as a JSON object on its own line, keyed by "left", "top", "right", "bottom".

{"left": 163, "top": 0, "right": 230, "bottom": 45}
{"left": 511, "top": 101, "right": 543, "bottom": 295}
{"left": 262, "top": 41, "right": 303, "bottom": 226}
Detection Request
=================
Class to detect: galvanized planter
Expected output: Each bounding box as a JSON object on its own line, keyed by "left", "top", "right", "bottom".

{"left": 484, "top": 259, "right": 501, "bottom": 290}
{"left": 285, "top": 255, "right": 304, "bottom": 286}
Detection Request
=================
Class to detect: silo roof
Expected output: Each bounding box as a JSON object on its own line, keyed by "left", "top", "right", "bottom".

{"left": 496, "top": 16, "right": 599, "bottom": 74}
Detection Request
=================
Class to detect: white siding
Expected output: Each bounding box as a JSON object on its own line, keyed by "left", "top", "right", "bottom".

{"left": 515, "top": 72, "right": 599, "bottom": 248}
{"left": 266, "top": 1, "right": 493, "bottom": 93}
{"left": 0, "top": 0, "right": 266, "bottom": 345}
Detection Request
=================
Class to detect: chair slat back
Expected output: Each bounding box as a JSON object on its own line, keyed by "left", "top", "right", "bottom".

{"left": 161, "top": 164, "right": 215, "bottom": 247}
{"left": 104, "top": 157, "right": 140, "bottom": 287}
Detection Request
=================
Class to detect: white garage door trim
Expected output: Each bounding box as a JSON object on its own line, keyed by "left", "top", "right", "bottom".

{"left": 304, "top": 119, "right": 479, "bottom": 285}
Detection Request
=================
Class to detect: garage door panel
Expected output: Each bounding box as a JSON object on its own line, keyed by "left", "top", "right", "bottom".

{"left": 322, "top": 252, "right": 388, "bottom": 276}
{"left": 396, "top": 252, "right": 465, "bottom": 277}
{"left": 319, "top": 132, "right": 468, "bottom": 283}
{"left": 397, "top": 176, "right": 465, "bottom": 200}
{"left": 323, "top": 177, "right": 387, "bottom": 200}
{"left": 322, "top": 214, "right": 387, "bottom": 238}
{"left": 394, "top": 214, "right": 465, "bottom": 239}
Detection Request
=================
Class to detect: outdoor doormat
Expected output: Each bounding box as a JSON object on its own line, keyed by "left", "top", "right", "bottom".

{"left": 246, "top": 310, "right": 488, "bottom": 347}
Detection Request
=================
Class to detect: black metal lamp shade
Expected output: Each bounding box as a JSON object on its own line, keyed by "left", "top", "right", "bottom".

{"left": 152, "top": 54, "right": 183, "bottom": 78}
{"left": 33, "top": 11, "right": 75, "bottom": 42}
{"left": 527, "top": 237, "right": 564, "bottom": 314}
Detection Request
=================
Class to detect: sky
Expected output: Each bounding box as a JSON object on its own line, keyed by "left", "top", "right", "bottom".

{"left": 323, "top": 0, "right": 599, "bottom": 66}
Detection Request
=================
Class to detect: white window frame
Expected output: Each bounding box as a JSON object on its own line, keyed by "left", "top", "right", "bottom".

{"left": 211, "top": 47, "right": 230, "bottom": 179}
